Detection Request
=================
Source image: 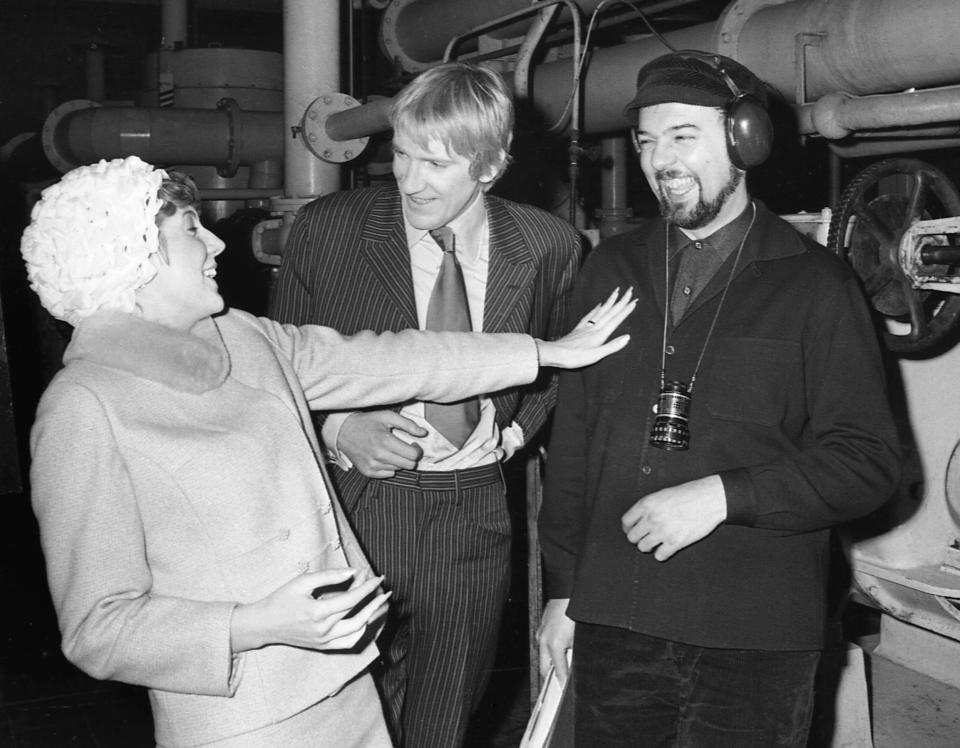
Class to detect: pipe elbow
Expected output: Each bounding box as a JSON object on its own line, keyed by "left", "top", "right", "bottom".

{"left": 811, "top": 92, "right": 853, "bottom": 139}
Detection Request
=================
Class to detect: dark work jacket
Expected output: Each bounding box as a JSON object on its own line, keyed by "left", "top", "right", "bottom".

{"left": 539, "top": 202, "right": 901, "bottom": 650}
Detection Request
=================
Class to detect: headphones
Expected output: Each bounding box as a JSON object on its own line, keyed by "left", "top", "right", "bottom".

{"left": 634, "top": 50, "right": 774, "bottom": 170}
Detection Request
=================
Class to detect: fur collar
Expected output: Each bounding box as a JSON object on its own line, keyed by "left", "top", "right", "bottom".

{"left": 65, "top": 311, "right": 231, "bottom": 393}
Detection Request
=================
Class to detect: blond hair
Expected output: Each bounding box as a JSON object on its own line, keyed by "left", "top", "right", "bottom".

{"left": 390, "top": 62, "right": 514, "bottom": 181}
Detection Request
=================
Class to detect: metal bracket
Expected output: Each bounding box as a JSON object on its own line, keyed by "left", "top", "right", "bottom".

{"left": 900, "top": 214, "right": 960, "bottom": 291}
{"left": 794, "top": 32, "right": 825, "bottom": 108}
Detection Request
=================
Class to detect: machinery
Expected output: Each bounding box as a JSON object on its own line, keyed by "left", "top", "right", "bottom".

{"left": 8, "top": 0, "right": 960, "bottom": 739}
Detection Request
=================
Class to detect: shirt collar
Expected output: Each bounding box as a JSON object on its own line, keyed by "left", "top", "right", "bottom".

{"left": 403, "top": 190, "right": 487, "bottom": 263}
{"left": 671, "top": 201, "right": 755, "bottom": 262}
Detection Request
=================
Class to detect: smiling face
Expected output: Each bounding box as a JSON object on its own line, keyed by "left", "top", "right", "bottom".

{"left": 392, "top": 131, "right": 496, "bottom": 231}
{"left": 135, "top": 206, "right": 226, "bottom": 331}
{"left": 635, "top": 102, "right": 748, "bottom": 237}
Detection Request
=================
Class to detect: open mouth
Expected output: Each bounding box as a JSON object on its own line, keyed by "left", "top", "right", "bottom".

{"left": 658, "top": 175, "right": 697, "bottom": 199}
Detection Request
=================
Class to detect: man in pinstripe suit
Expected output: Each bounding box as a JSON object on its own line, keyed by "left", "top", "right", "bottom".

{"left": 271, "top": 63, "right": 583, "bottom": 747}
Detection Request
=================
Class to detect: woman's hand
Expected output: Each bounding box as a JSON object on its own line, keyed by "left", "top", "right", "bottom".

{"left": 536, "top": 288, "right": 635, "bottom": 369}
{"left": 230, "top": 568, "right": 391, "bottom": 653}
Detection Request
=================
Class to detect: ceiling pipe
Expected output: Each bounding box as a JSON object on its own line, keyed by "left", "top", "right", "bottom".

{"left": 368, "top": 0, "right": 960, "bottom": 140}
{"left": 381, "top": 0, "right": 702, "bottom": 74}
{"left": 35, "top": 0, "right": 960, "bottom": 187}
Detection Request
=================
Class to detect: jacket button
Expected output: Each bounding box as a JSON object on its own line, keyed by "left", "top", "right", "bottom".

{"left": 665, "top": 345, "right": 676, "bottom": 355}
{"left": 641, "top": 465, "right": 652, "bottom": 475}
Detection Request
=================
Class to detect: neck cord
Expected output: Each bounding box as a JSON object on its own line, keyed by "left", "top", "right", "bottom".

{"left": 658, "top": 201, "right": 757, "bottom": 395}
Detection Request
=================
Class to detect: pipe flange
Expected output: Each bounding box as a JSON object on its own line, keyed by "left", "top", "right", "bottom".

{"left": 216, "top": 97, "right": 242, "bottom": 178}
{"left": 380, "top": 0, "right": 428, "bottom": 74}
{"left": 41, "top": 99, "right": 101, "bottom": 173}
{"left": 713, "top": 0, "right": 791, "bottom": 58}
{"left": 300, "top": 93, "right": 369, "bottom": 164}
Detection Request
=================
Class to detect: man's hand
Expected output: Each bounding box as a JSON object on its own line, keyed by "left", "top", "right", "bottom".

{"left": 621, "top": 475, "right": 727, "bottom": 561}
{"left": 537, "top": 598, "right": 575, "bottom": 683}
{"left": 337, "top": 410, "right": 427, "bottom": 478}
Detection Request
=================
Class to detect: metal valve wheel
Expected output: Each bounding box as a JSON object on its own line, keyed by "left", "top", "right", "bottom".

{"left": 827, "top": 157, "right": 960, "bottom": 355}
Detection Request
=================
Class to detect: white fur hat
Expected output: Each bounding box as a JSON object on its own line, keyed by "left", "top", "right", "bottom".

{"left": 21, "top": 156, "right": 166, "bottom": 325}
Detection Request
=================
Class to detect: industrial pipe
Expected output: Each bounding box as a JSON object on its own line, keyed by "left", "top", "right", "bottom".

{"left": 799, "top": 87, "right": 960, "bottom": 139}
{"left": 381, "top": 0, "right": 701, "bottom": 74}
{"left": 829, "top": 138, "right": 960, "bottom": 160}
{"left": 42, "top": 103, "right": 283, "bottom": 173}
{"left": 161, "top": 0, "right": 188, "bottom": 49}
{"left": 283, "top": 0, "right": 341, "bottom": 199}
{"left": 324, "top": 98, "right": 393, "bottom": 142}
{"left": 596, "top": 135, "right": 633, "bottom": 238}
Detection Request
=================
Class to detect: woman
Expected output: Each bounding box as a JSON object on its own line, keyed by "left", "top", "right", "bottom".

{"left": 20, "top": 156, "right": 633, "bottom": 748}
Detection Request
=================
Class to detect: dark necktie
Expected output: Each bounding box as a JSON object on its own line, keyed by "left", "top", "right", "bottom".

{"left": 424, "top": 227, "right": 480, "bottom": 447}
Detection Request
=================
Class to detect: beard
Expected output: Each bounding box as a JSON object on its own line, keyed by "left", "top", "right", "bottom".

{"left": 655, "top": 164, "right": 744, "bottom": 230}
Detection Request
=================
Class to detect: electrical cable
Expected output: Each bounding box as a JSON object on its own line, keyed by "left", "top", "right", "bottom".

{"left": 546, "top": 0, "right": 676, "bottom": 134}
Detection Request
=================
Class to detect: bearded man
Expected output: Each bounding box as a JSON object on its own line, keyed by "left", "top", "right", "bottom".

{"left": 536, "top": 51, "right": 901, "bottom": 747}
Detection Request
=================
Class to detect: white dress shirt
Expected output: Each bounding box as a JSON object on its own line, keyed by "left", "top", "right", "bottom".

{"left": 322, "top": 191, "right": 524, "bottom": 471}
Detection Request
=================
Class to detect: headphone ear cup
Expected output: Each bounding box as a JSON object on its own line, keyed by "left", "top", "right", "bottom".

{"left": 725, "top": 94, "right": 773, "bottom": 169}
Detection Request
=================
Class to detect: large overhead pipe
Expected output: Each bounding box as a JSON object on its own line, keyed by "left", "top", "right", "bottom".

{"left": 366, "top": 0, "right": 960, "bottom": 141}
{"left": 380, "top": 0, "right": 701, "bottom": 73}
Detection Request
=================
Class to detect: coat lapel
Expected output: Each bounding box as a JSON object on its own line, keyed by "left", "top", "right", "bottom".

{"left": 358, "top": 189, "right": 419, "bottom": 329}
{"left": 643, "top": 219, "right": 670, "bottom": 318}
{"left": 484, "top": 196, "right": 537, "bottom": 333}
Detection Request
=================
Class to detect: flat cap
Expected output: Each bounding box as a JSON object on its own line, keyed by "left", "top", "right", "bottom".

{"left": 624, "top": 51, "right": 769, "bottom": 124}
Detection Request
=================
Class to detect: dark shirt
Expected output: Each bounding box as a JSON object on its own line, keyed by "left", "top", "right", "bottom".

{"left": 670, "top": 204, "right": 755, "bottom": 323}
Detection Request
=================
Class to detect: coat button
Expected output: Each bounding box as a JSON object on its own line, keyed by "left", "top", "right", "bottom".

{"left": 641, "top": 465, "right": 652, "bottom": 476}
{"left": 665, "top": 345, "right": 676, "bottom": 355}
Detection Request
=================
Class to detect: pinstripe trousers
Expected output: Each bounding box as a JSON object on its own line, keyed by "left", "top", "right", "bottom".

{"left": 334, "top": 463, "right": 512, "bottom": 748}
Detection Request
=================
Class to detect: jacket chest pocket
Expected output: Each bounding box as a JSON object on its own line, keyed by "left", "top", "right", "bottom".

{"left": 704, "top": 336, "right": 801, "bottom": 427}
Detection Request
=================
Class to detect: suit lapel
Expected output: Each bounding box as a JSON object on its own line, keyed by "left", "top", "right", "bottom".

{"left": 359, "top": 189, "right": 419, "bottom": 329}
{"left": 484, "top": 196, "right": 537, "bottom": 333}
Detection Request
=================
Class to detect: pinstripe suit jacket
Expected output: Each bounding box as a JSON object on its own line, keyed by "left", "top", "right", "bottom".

{"left": 271, "top": 185, "right": 583, "bottom": 452}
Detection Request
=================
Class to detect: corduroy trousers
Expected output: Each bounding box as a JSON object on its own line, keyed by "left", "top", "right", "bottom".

{"left": 572, "top": 622, "right": 821, "bottom": 748}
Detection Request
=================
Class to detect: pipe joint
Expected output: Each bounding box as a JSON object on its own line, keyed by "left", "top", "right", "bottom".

{"left": 217, "top": 97, "right": 242, "bottom": 178}
{"left": 299, "top": 93, "right": 369, "bottom": 163}
{"left": 811, "top": 92, "right": 853, "bottom": 139}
